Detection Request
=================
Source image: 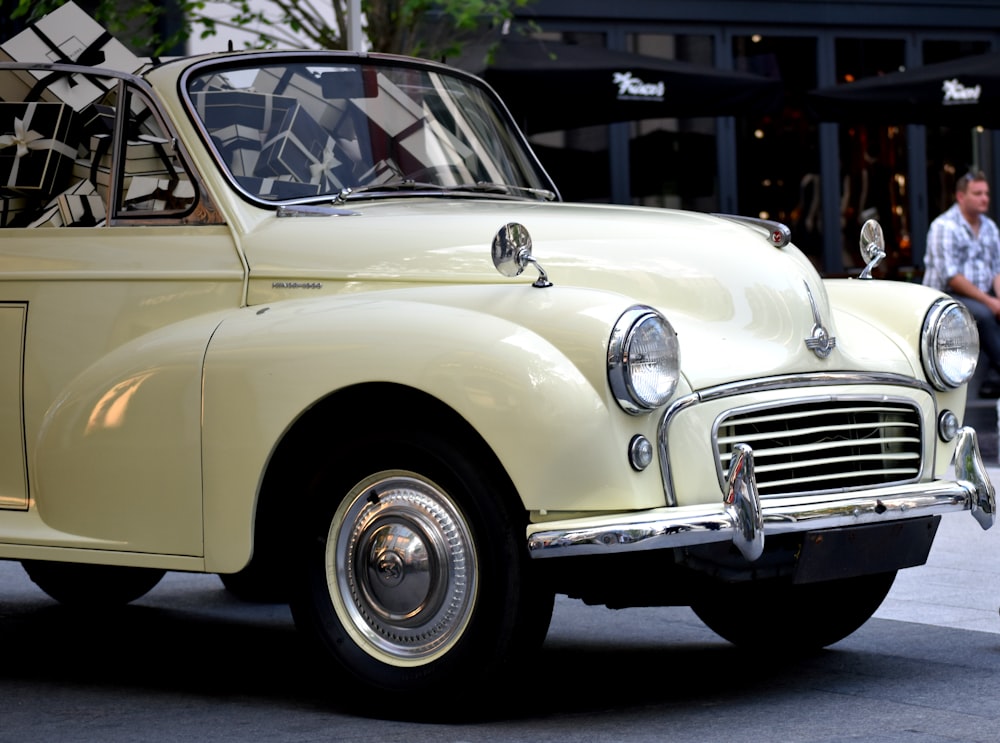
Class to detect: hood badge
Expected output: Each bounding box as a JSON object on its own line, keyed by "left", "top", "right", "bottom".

{"left": 803, "top": 281, "right": 836, "bottom": 358}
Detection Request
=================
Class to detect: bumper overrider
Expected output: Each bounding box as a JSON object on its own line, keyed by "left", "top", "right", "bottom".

{"left": 527, "top": 427, "right": 995, "bottom": 561}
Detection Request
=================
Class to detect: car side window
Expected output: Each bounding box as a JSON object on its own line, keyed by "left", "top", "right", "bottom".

{"left": 105, "top": 86, "right": 197, "bottom": 219}
{"left": 0, "top": 68, "right": 200, "bottom": 227}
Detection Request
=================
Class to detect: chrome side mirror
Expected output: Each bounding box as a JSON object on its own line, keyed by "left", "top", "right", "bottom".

{"left": 491, "top": 222, "right": 552, "bottom": 287}
{"left": 858, "top": 219, "right": 886, "bottom": 280}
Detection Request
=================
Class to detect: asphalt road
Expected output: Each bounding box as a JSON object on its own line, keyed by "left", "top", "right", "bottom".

{"left": 2, "top": 494, "right": 1000, "bottom": 742}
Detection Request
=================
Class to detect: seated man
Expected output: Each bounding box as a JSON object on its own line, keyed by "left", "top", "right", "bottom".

{"left": 922, "top": 170, "right": 1000, "bottom": 397}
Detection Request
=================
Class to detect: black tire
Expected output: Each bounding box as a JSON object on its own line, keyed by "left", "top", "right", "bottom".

{"left": 21, "top": 560, "right": 166, "bottom": 607}
{"left": 288, "top": 425, "right": 553, "bottom": 710}
{"left": 692, "top": 570, "right": 897, "bottom": 651}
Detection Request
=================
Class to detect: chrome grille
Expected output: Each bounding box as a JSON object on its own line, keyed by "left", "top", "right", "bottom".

{"left": 715, "top": 399, "right": 922, "bottom": 496}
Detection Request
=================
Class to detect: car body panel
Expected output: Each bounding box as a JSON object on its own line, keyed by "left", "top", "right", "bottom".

{"left": 0, "top": 222, "right": 242, "bottom": 556}
{"left": 0, "top": 49, "right": 989, "bottom": 575}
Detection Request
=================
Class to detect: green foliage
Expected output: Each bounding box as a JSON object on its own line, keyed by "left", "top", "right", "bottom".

{"left": 364, "top": 0, "right": 534, "bottom": 58}
{"left": 8, "top": 0, "right": 536, "bottom": 58}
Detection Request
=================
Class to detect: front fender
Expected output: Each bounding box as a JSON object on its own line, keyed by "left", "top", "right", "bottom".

{"left": 201, "top": 286, "right": 670, "bottom": 572}
{"left": 824, "top": 278, "right": 949, "bottom": 357}
{"left": 825, "top": 277, "right": 971, "bottom": 475}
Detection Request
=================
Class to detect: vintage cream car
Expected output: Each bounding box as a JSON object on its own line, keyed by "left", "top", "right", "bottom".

{"left": 0, "top": 44, "right": 995, "bottom": 707}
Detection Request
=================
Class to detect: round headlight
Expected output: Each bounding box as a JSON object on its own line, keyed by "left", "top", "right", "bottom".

{"left": 608, "top": 306, "right": 680, "bottom": 414}
{"left": 921, "top": 298, "right": 979, "bottom": 390}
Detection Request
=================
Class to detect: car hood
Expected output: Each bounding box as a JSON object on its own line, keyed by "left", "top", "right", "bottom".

{"left": 242, "top": 199, "right": 866, "bottom": 387}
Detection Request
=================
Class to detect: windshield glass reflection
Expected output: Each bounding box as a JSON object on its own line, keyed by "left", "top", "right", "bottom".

{"left": 185, "top": 59, "right": 555, "bottom": 202}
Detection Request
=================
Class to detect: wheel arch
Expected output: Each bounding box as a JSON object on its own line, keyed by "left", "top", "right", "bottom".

{"left": 222, "top": 381, "right": 525, "bottom": 579}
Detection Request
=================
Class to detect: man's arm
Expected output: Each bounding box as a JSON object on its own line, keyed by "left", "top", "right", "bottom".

{"left": 950, "top": 273, "right": 1000, "bottom": 318}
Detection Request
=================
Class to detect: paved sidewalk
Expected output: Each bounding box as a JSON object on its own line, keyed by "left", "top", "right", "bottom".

{"left": 874, "top": 464, "right": 1000, "bottom": 634}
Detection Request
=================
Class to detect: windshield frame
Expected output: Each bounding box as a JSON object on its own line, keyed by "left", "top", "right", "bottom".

{"left": 178, "top": 50, "right": 561, "bottom": 208}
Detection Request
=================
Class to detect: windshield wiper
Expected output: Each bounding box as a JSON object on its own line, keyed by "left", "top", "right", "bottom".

{"left": 334, "top": 179, "right": 557, "bottom": 203}
{"left": 445, "top": 182, "right": 558, "bottom": 201}
{"left": 334, "top": 180, "right": 443, "bottom": 203}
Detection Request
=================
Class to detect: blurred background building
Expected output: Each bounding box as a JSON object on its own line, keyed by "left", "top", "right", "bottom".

{"left": 493, "top": 0, "right": 1000, "bottom": 279}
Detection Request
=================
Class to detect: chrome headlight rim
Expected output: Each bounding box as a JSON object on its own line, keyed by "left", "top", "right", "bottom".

{"left": 921, "top": 297, "right": 979, "bottom": 391}
{"left": 608, "top": 305, "right": 680, "bottom": 415}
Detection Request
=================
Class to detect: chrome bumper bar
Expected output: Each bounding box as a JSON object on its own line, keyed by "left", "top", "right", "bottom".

{"left": 527, "top": 427, "right": 995, "bottom": 560}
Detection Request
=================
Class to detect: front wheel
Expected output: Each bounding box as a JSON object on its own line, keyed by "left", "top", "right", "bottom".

{"left": 288, "top": 428, "right": 553, "bottom": 709}
{"left": 692, "top": 571, "right": 897, "bottom": 651}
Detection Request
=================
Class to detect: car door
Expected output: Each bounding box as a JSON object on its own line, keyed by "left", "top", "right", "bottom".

{"left": 0, "top": 72, "right": 245, "bottom": 557}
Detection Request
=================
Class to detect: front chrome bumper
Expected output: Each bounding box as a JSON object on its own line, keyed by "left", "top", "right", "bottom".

{"left": 527, "top": 427, "right": 995, "bottom": 560}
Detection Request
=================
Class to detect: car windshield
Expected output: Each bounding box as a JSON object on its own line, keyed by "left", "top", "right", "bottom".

{"left": 183, "top": 57, "right": 558, "bottom": 203}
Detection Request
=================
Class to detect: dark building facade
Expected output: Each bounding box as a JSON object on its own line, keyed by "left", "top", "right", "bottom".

{"left": 505, "top": 0, "right": 1000, "bottom": 278}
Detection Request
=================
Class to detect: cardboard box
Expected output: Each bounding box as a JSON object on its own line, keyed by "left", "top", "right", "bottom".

{"left": 81, "top": 103, "right": 116, "bottom": 137}
{"left": 25, "top": 178, "right": 104, "bottom": 228}
{"left": 26, "top": 203, "right": 63, "bottom": 228}
{"left": 251, "top": 67, "right": 342, "bottom": 129}
{"left": 124, "top": 176, "right": 167, "bottom": 210}
{"left": 58, "top": 192, "right": 105, "bottom": 226}
{"left": 89, "top": 134, "right": 165, "bottom": 172}
{"left": 79, "top": 131, "right": 179, "bottom": 198}
{"left": 73, "top": 156, "right": 115, "bottom": 199}
{"left": 188, "top": 72, "right": 235, "bottom": 94}
{"left": 209, "top": 123, "right": 263, "bottom": 177}
{"left": 0, "top": 101, "right": 80, "bottom": 196}
{"left": 0, "top": 195, "right": 34, "bottom": 226}
{"left": 74, "top": 160, "right": 170, "bottom": 201}
{"left": 256, "top": 106, "right": 343, "bottom": 189}
{"left": 0, "top": 69, "right": 33, "bottom": 104}
{"left": 125, "top": 134, "right": 179, "bottom": 178}
{"left": 349, "top": 72, "right": 425, "bottom": 138}
{"left": 355, "top": 158, "right": 402, "bottom": 185}
{"left": 56, "top": 178, "right": 105, "bottom": 226}
{"left": 0, "top": 2, "right": 143, "bottom": 111}
{"left": 397, "top": 122, "right": 474, "bottom": 173}
{"left": 123, "top": 176, "right": 195, "bottom": 212}
{"left": 192, "top": 91, "right": 303, "bottom": 179}
{"left": 191, "top": 90, "right": 298, "bottom": 138}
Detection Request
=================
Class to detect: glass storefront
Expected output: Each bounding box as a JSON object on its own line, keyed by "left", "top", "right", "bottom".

{"left": 832, "top": 38, "right": 908, "bottom": 276}
{"left": 525, "top": 31, "right": 722, "bottom": 210}
{"left": 515, "top": 24, "right": 996, "bottom": 279}
{"left": 627, "top": 34, "right": 719, "bottom": 212}
{"left": 732, "top": 35, "right": 820, "bottom": 266}
{"left": 522, "top": 32, "right": 612, "bottom": 203}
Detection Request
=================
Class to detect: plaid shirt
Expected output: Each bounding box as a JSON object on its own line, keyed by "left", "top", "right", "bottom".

{"left": 922, "top": 203, "right": 1000, "bottom": 293}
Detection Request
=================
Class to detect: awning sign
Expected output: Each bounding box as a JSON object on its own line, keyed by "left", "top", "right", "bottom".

{"left": 613, "top": 71, "right": 665, "bottom": 102}
{"left": 942, "top": 78, "right": 981, "bottom": 106}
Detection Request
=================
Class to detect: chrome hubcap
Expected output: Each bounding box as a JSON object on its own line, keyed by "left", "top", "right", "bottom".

{"left": 329, "top": 473, "right": 477, "bottom": 664}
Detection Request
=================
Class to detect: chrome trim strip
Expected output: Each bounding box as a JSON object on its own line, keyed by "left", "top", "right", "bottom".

{"left": 528, "top": 427, "right": 993, "bottom": 560}
{"left": 276, "top": 204, "right": 361, "bottom": 217}
{"left": 802, "top": 280, "right": 836, "bottom": 358}
{"left": 921, "top": 298, "right": 975, "bottom": 391}
{"left": 658, "top": 372, "right": 936, "bottom": 506}
{"left": 690, "top": 372, "right": 934, "bottom": 404}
